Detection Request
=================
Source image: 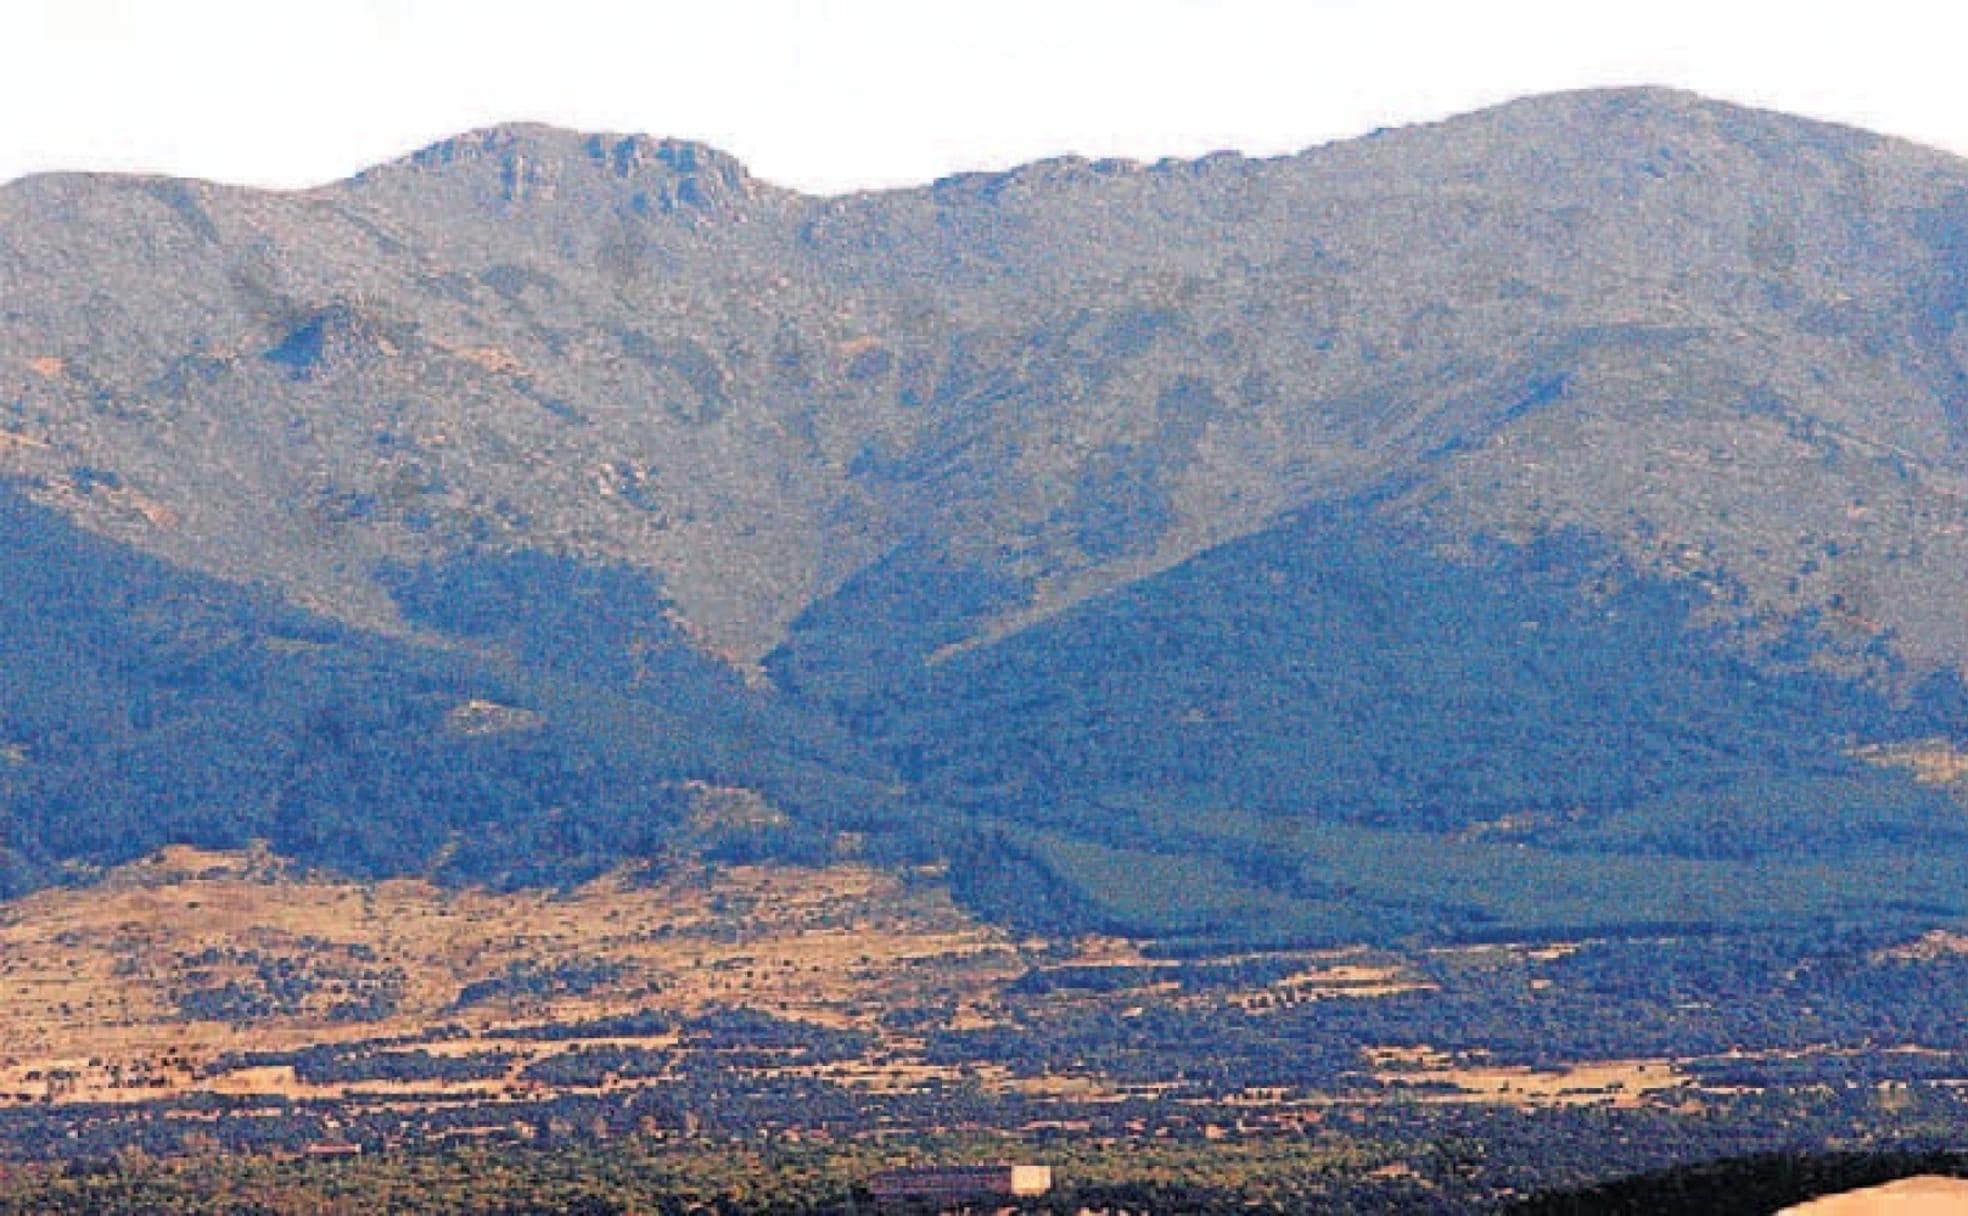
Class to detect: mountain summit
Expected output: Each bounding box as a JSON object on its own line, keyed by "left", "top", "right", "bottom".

{"left": 351, "top": 122, "right": 764, "bottom": 215}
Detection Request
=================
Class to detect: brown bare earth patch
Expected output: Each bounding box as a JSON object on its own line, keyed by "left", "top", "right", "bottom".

{"left": 442, "top": 698, "right": 547, "bottom": 736}
{"left": 1852, "top": 739, "right": 1968, "bottom": 786}
{"left": 1272, "top": 962, "right": 1428, "bottom": 999}
{"left": 1371, "top": 1049, "right": 1690, "bottom": 1109}
{"left": 1878, "top": 930, "right": 1968, "bottom": 962}
{"left": 1054, "top": 936, "right": 1158, "bottom": 967}
{"left": 35, "top": 473, "right": 179, "bottom": 530}
{"left": 1217, "top": 958, "right": 1433, "bottom": 1013}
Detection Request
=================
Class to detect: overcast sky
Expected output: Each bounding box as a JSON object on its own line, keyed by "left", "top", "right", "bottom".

{"left": 3, "top": 0, "right": 1964, "bottom": 195}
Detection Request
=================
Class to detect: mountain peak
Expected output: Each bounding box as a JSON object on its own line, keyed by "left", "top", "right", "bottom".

{"left": 352, "top": 122, "right": 757, "bottom": 210}
{"left": 1467, "top": 84, "right": 1890, "bottom": 159}
{"left": 1500, "top": 83, "right": 1712, "bottom": 112}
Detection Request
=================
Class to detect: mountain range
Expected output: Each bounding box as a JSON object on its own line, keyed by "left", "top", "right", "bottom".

{"left": 6, "top": 86, "right": 1968, "bottom": 947}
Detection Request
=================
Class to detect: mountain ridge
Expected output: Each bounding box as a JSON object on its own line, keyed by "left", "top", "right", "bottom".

{"left": 2, "top": 85, "right": 1927, "bottom": 201}
{"left": 7, "top": 84, "right": 1966, "bottom": 666}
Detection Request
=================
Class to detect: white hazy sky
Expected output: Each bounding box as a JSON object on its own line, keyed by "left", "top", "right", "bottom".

{"left": 3, "top": 0, "right": 1965, "bottom": 195}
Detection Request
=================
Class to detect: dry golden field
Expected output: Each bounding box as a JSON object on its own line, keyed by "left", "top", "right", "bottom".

{"left": 0, "top": 846, "right": 1025, "bottom": 1107}
{"left": 1, "top": 846, "right": 1940, "bottom": 1132}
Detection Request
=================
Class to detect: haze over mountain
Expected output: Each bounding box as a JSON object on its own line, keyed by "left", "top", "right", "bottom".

{"left": 6, "top": 86, "right": 1968, "bottom": 944}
